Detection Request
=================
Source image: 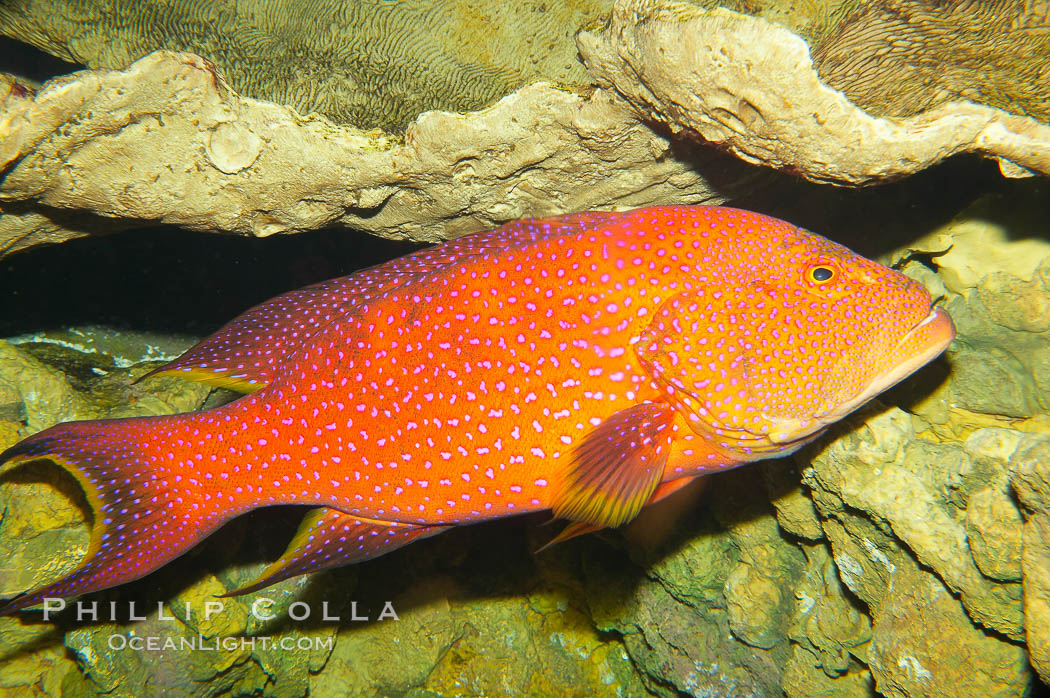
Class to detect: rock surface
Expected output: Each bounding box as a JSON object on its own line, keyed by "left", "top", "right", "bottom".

{"left": 0, "top": 50, "right": 737, "bottom": 259}
{"left": 578, "top": 1, "right": 1050, "bottom": 185}
{"left": 5, "top": 1, "right": 1050, "bottom": 258}
{"left": 2, "top": 2, "right": 1049, "bottom": 695}
{"left": 1012, "top": 438, "right": 1050, "bottom": 686}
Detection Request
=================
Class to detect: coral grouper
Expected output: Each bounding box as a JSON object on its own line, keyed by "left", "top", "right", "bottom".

{"left": 0, "top": 206, "right": 955, "bottom": 612}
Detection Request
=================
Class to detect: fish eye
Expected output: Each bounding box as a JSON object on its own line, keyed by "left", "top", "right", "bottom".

{"left": 807, "top": 265, "right": 835, "bottom": 284}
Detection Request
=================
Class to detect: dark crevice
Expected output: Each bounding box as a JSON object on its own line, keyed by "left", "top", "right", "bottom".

{"left": 0, "top": 35, "right": 83, "bottom": 85}
{"left": 0, "top": 224, "right": 424, "bottom": 338}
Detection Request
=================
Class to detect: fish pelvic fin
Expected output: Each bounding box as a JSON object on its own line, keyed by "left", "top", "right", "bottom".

{"left": 0, "top": 418, "right": 233, "bottom": 615}
{"left": 222, "top": 508, "right": 448, "bottom": 597}
{"left": 535, "top": 522, "right": 603, "bottom": 553}
{"left": 551, "top": 402, "right": 675, "bottom": 529}
{"left": 539, "top": 473, "right": 704, "bottom": 552}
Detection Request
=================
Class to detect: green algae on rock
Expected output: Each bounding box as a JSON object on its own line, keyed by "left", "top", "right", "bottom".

{"left": 895, "top": 189, "right": 1050, "bottom": 426}
{"left": 783, "top": 543, "right": 873, "bottom": 694}
{"left": 799, "top": 408, "right": 1038, "bottom": 694}
{"left": 1012, "top": 437, "right": 1050, "bottom": 686}
{"left": 803, "top": 408, "right": 1026, "bottom": 640}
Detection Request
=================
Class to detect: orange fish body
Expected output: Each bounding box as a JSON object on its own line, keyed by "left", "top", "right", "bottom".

{"left": 0, "top": 206, "right": 954, "bottom": 612}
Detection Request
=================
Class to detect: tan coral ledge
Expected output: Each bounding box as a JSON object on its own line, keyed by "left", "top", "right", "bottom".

{"left": 2, "top": 0, "right": 1049, "bottom": 258}
{"left": 578, "top": 1, "right": 1050, "bottom": 186}
{"left": 0, "top": 50, "right": 730, "bottom": 257}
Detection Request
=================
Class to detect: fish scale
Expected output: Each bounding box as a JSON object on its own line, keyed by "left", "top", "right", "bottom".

{"left": 0, "top": 205, "right": 954, "bottom": 612}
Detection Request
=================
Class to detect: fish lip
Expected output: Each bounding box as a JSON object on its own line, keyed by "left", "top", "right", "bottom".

{"left": 767, "top": 307, "right": 955, "bottom": 445}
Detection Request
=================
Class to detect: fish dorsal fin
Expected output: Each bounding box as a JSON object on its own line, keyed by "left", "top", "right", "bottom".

{"left": 144, "top": 213, "right": 624, "bottom": 392}
{"left": 221, "top": 507, "right": 448, "bottom": 597}
{"left": 140, "top": 270, "right": 413, "bottom": 392}
{"left": 551, "top": 402, "right": 675, "bottom": 529}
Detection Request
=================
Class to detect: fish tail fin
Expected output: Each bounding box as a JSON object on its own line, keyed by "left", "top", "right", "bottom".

{"left": 0, "top": 417, "right": 232, "bottom": 614}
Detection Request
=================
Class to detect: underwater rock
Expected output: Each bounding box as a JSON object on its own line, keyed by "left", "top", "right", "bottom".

{"left": 581, "top": 471, "right": 805, "bottom": 696}
{"left": 804, "top": 408, "right": 1025, "bottom": 640}
{"left": 1011, "top": 436, "right": 1050, "bottom": 686}
{"left": 864, "top": 551, "right": 1027, "bottom": 698}
{"left": 0, "top": 50, "right": 734, "bottom": 259}
{"left": 423, "top": 589, "right": 641, "bottom": 695}
{"left": 801, "top": 408, "right": 1033, "bottom": 693}
{"left": 585, "top": 538, "right": 786, "bottom": 697}
{"left": 0, "top": 341, "right": 94, "bottom": 431}
{"left": 578, "top": 0, "right": 1050, "bottom": 185}
{"left": 782, "top": 543, "right": 873, "bottom": 696}
{"left": 896, "top": 191, "right": 1050, "bottom": 424}
{"left": 0, "top": 0, "right": 615, "bottom": 132}
{"left": 0, "top": 380, "right": 22, "bottom": 423}
{"left": 0, "top": 613, "right": 78, "bottom": 695}
{"left": 966, "top": 484, "right": 1024, "bottom": 583}
{"left": 57, "top": 570, "right": 337, "bottom": 697}
{"left": 312, "top": 577, "right": 459, "bottom": 695}
{"left": 761, "top": 459, "right": 824, "bottom": 542}
{"left": 303, "top": 531, "right": 648, "bottom": 696}
{"left": 709, "top": 470, "right": 806, "bottom": 651}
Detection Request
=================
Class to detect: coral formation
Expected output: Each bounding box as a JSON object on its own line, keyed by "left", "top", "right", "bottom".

{"left": 0, "top": 0, "right": 615, "bottom": 132}
{"left": 578, "top": 1, "right": 1050, "bottom": 185}
{"left": 812, "top": 0, "right": 1050, "bottom": 122}
{"left": 0, "top": 51, "right": 736, "bottom": 259}
{"left": 4, "top": 1, "right": 1050, "bottom": 257}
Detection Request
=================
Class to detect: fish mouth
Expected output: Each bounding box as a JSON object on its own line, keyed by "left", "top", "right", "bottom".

{"left": 767, "top": 307, "right": 956, "bottom": 446}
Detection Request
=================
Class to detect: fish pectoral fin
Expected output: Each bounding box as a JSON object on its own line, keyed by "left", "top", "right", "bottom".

{"left": 633, "top": 292, "right": 749, "bottom": 437}
{"left": 551, "top": 402, "right": 675, "bottom": 529}
{"left": 221, "top": 508, "right": 448, "bottom": 597}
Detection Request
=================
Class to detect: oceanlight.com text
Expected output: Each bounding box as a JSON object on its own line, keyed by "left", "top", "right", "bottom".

{"left": 107, "top": 634, "right": 335, "bottom": 652}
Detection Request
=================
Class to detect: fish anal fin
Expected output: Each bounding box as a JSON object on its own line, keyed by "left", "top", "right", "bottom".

{"left": 221, "top": 508, "right": 448, "bottom": 597}
{"left": 138, "top": 367, "right": 266, "bottom": 393}
{"left": 551, "top": 402, "right": 675, "bottom": 529}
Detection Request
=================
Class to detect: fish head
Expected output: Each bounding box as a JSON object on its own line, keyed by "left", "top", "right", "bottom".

{"left": 635, "top": 215, "right": 955, "bottom": 460}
